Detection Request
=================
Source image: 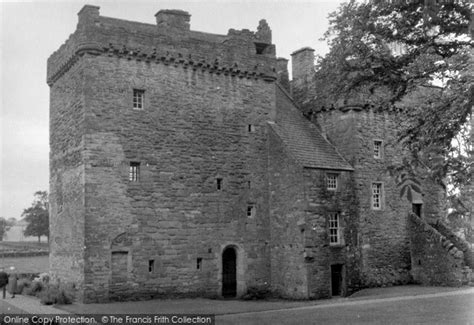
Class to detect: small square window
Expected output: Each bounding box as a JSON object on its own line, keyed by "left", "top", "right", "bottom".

{"left": 196, "top": 258, "right": 202, "bottom": 270}
{"left": 247, "top": 205, "right": 256, "bottom": 218}
{"left": 328, "top": 213, "right": 342, "bottom": 245}
{"left": 129, "top": 162, "right": 140, "bottom": 182}
{"left": 372, "top": 182, "right": 383, "bottom": 210}
{"left": 133, "top": 89, "right": 145, "bottom": 110}
{"left": 148, "top": 260, "right": 154, "bottom": 273}
{"left": 373, "top": 140, "right": 383, "bottom": 158}
{"left": 326, "top": 173, "right": 338, "bottom": 191}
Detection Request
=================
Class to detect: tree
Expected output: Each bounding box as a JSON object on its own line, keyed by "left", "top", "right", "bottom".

{"left": 22, "top": 191, "right": 49, "bottom": 242}
{"left": 0, "top": 217, "right": 13, "bottom": 241}
{"left": 314, "top": 0, "right": 472, "bottom": 209}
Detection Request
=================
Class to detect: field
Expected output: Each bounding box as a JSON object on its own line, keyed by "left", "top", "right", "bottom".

{"left": 0, "top": 242, "right": 49, "bottom": 274}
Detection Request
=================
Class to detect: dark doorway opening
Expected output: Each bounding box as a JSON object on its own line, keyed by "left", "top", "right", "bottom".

{"left": 331, "top": 264, "right": 343, "bottom": 296}
{"left": 222, "top": 247, "right": 237, "bottom": 297}
{"left": 412, "top": 204, "right": 422, "bottom": 217}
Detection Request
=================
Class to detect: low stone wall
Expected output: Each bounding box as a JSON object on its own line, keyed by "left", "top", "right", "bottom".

{"left": 0, "top": 251, "right": 49, "bottom": 258}
{"left": 408, "top": 213, "right": 469, "bottom": 286}
{"left": 431, "top": 220, "right": 474, "bottom": 269}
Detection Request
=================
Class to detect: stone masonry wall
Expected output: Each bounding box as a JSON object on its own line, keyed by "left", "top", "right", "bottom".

{"left": 408, "top": 213, "right": 469, "bottom": 286}
{"left": 268, "top": 128, "right": 361, "bottom": 298}
{"left": 317, "top": 109, "right": 417, "bottom": 287}
{"left": 432, "top": 220, "right": 474, "bottom": 269}
{"left": 49, "top": 6, "right": 279, "bottom": 302}
{"left": 268, "top": 127, "right": 309, "bottom": 298}
{"left": 80, "top": 53, "right": 275, "bottom": 302}
{"left": 49, "top": 59, "right": 86, "bottom": 299}
{"left": 303, "top": 168, "right": 361, "bottom": 298}
{"left": 268, "top": 87, "right": 360, "bottom": 298}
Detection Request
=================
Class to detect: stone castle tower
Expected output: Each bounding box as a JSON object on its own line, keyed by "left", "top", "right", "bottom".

{"left": 48, "top": 5, "right": 447, "bottom": 303}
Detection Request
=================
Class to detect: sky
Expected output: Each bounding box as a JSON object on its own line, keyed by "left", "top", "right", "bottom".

{"left": 0, "top": 0, "right": 344, "bottom": 220}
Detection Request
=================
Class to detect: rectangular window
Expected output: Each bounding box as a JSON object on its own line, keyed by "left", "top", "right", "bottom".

{"left": 129, "top": 162, "right": 140, "bottom": 182}
{"left": 248, "top": 124, "right": 255, "bottom": 133}
{"left": 329, "top": 213, "right": 342, "bottom": 245}
{"left": 326, "top": 173, "right": 338, "bottom": 191}
{"left": 373, "top": 140, "right": 383, "bottom": 158}
{"left": 372, "top": 182, "right": 383, "bottom": 209}
{"left": 247, "top": 205, "right": 255, "bottom": 218}
{"left": 133, "top": 89, "right": 145, "bottom": 110}
{"left": 148, "top": 260, "right": 154, "bottom": 273}
{"left": 216, "top": 178, "right": 223, "bottom": 190}
{"left": 196, "top": 258, "right": 202, "bottom": 270}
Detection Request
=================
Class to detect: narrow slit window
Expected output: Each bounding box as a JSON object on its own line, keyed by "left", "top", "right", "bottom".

{"left": 148, "top": 260, "right": 154, "bottom": 273}
{"left": 248, "top": 124, "right": 255, "bottom": 133}
{"left": 129, "top": 162, "right": 140, "bottom": 182}
{"left": 133, "top": 89, "right": 145, "bottom": 110}
{"left": 197, "top": 258, "right": 202, "bottom": 270}
{"left": 216, "top": 178, "right": 223, "bottom": 190}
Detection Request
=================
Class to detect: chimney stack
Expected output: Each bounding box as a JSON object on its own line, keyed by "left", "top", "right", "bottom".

{"left": 276, "top": 58, "right": 290, "bottom": 92}
{"left": 290, "top": 47, "right": 315, "bottom": 109}
{"left": 291, "top": 47, "right": 315, "bottom": 83}
{"left": 155, "top": 10, "right": 191, "bottom": 32}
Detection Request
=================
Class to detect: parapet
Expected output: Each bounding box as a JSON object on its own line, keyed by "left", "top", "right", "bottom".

{"left": 47, "top": 5, "right": 278, "bottom": 86}
{"left": 77, "top": 5, "right": 100, "bottom": 26}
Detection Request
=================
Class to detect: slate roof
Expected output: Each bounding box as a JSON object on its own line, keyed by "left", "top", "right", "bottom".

{"left": 271, "top": 85, "right": 354, "bottom": 171}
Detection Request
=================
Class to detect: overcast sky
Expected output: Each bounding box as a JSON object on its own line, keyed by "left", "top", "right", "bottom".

{"left": 0, "top": 0, "right": 344, "bottom": 220}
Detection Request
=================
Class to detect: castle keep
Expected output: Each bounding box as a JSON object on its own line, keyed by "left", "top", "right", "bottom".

{"left": 48, "top": 5, "right": 453, "bottom": 303}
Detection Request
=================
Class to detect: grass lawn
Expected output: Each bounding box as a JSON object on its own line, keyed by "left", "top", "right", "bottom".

{"left": 0, "top": 255, "right": 49, "bottom": 274}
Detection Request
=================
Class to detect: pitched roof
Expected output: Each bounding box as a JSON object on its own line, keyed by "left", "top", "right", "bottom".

{"left": 271, "top": 85, "right": 353, "bottom": 171}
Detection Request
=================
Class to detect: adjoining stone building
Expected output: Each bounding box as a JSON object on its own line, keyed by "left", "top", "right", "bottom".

{"left": 48, "top": 5, "right": 447, "bottom": 303}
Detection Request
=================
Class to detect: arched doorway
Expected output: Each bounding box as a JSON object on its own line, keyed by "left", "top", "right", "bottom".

{"left": 222, "top": 246, "right": 237, "bottom": 297}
